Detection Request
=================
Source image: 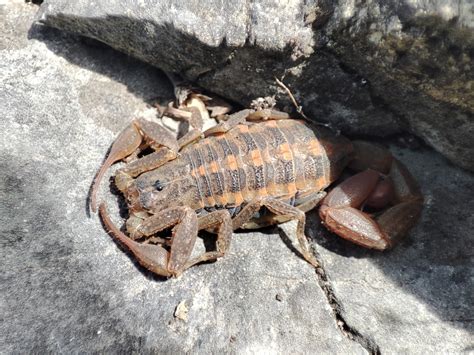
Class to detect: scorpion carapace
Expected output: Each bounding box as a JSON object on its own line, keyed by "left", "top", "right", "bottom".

{"left": 91, "top": 95, "right": 423, "bottom": 277}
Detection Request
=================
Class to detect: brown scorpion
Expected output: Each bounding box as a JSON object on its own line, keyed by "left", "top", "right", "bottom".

{"left": 90, "top": 95, "right": 423, "bottom": 278}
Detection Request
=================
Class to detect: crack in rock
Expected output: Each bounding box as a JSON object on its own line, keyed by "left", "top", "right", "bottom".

{"left": 312, "top": 247, "right": 381, "bottom": 355}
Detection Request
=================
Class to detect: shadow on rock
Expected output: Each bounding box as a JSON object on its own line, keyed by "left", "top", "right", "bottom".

{"left": 0, "top": 156, "right": 148, "bottom": 352}
{"left": 29, "top": 14, "right": 295, "bottom": 106}
{"left": 28, "top": 23, "right": 175, "bottom": 109}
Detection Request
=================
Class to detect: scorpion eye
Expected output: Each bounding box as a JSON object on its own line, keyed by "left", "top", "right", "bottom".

{"left": 154, "top": 179, "right": 164, "bottom": 191}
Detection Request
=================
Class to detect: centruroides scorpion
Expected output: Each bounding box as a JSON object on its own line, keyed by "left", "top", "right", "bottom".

{"left": 90, "top": 94, "right": 423, "bottom": 278}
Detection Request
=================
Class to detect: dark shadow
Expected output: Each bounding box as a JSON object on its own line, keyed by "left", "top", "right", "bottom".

{"left": 276, "top": 226, "right": 308, "bottom": 263}
{"left": 1, "top": 156, "right": 151, "bottom": 351}
{"left": 29, "top": 12, "right": 474, "bottom": 332}
{"left": 28, "top": 24, "right": 176, "bottom": 106}
{"left": 28, "top": 13, "right": 297, "bottom": 107}
{"left": 107, "top": 176, "right": 129, "bottom": 220}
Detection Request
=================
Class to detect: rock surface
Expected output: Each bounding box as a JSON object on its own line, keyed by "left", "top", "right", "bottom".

{"left": 1, "top": 1, "right": 473, "bottom": 353}
{"left": 305, "top": 145, "right": 474, "bottom": 353}
{"left": 36, "top": 0, "right": 474, "bottom": 172}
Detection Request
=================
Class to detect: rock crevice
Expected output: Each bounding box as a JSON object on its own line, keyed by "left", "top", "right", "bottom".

{"left": 36, "top": 0, "right": 474, "bottom": 171}
{"left": 312, "top": 247, "right": 381, "bottom": 355}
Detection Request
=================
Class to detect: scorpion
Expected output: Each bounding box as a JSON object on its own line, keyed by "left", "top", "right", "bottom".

{"left": 90, "top": 93, "right": 423, "bottom": 278}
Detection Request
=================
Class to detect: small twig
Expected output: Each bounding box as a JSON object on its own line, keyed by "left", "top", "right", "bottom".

{"left": 274, "top": 77, "right": 309, "bottom": 120}
{"left": 274, "top": 77, "right": 340, "bottom": 134}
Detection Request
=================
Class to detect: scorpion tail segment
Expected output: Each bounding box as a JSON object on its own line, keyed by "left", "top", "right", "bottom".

{"left": 90, "top": 124, "right": 142, "bottom": 213}
{"left": 319, "top": 198, "right": 423, "bottom": 250}
{"left": 389, "top": 159, "right": 423, "bottom": 203}
{"left": 319, "top": 169, "right": 392, "bottom": 249}
{"left": 319, "top": 162, "right": 423, "bottom": 250}
{"left": 323, "top": 169, "right": 381, "bottom": 209}
{"left": 375, "top": 201, "right": 423, "bottom": 247}
{"left": 319, "top": 205, "right": 391, "bottom": 250}
{"left": 373, "top": 159, "right": 423, "bottom": 246}
{"left": 98, "top": 203, "right": 173, "bottom": 277}
{"left": 348, "top": 141, "right": 393, "bottom": 174}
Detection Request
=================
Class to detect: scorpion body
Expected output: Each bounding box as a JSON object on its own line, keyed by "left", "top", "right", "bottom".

{"left": 132, "top": 119, "right": 351, "bottom": 221}
{"left": 91, "top": 102, "right": 423, "bottom": 278}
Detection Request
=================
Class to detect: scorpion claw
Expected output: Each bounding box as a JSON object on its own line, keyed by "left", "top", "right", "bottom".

{"left": 90, "top": 124, "right": 142, "bottom": 213}
{"left": 98, "top": 203, "right": 173, "bottom": 277}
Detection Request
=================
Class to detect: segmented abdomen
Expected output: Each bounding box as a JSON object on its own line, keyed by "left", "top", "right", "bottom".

{"left": 181, "top": 119, "right": 331, "bottom": 210}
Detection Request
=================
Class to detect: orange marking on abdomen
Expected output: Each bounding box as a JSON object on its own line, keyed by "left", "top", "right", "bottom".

{"left": 198, "top": 165, "right": 206, "bottom": 176}
{"left": 239, "top": 124, "right": 249, "bottom": 132}
{"left": 278, "top": 143, "right": 293, "bottom": 161}
{"left": 309, "top": 139, "right": 322, "bottom": 156}
{"left": 295, "top": 174, "right": 307, "bottom": 191}
{"left": 315, "top": 176, "right": 328, "bottom": 191}
{"left": 206, "top": 197, "right": 216, "bottom": 207}
{"left": 250, "top": 150, "right": 264, "bottom": 166}
{"left": 233, "top": 190, "right": 244, "bottom": 206}
{"left": 209, "top": 161, "right": 219, "bottom": 174}
{"left": 288, "top": 180, "right": 297, "bottom": 196}
{"left": 227, "top": 155, "right": 238, "bottom": 170}
{"left": 216, "top": 135, "right": 245, "bottom": 207}
{"left": 266, "top": 182, "right": 277, "bottom": 197}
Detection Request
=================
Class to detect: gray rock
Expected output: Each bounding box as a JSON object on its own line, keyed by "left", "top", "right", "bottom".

{"left": 36, "top": 0, "right": 474, "bottom": 171}
{"left": 1, "top": 1, "right": 472, "bottom": 353}
{"left": 304, "top": 144, "right": 474, "bottom": 353}
{"left": 0, "top": 1, "right": 361, "bottom": 353}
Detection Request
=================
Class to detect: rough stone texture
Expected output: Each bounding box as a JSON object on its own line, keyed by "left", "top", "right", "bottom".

{"left": 1, "top": 1, "right": 473, "bottom": 353}
{"left": 305, "top": 144, "right": 474, "bottom": 353}
{"left": 36, "top": 0, "right": 474, "bottom": 172}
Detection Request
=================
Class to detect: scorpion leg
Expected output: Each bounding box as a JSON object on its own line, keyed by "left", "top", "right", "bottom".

{"left": 177, "top": 128, "right": 204, "bottom": 150}
{"left": 319, "top": 160, "right": 423, "bottom": 249}
{"left": 184, "top": 210, "right": 233, "bottom": 269}
{"left": 374, "top": 159, "right": 424, "bottom": 246}
{"left": 114, "top": 147, "right": 177, "bottom": 193}
{"left": 348, "top": 140, "right": 393, "bottom": 174}
{"left": 99, "top": 203, "right": 198, "bottom": 277}
{"left": 90, "top": 118, "right": 179, "bottom": 212}
{"left": 204, "top": 108, "right": 290, "bottom": 137}
{"left": 232, "top": 197, "right": 320, "bottom": 268}
{"left": 158, "top": 95, "right": 207, "bottom": 149}
{"left": 133, "top": 118, "right": 179, "bottom": 153}
{"left": 241, "top": 190, "right": 326, "bottom": 229}
{"left": 203, "top": 109, "right": 253, "bottom": 136}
